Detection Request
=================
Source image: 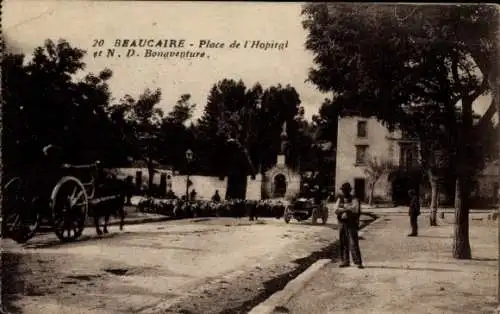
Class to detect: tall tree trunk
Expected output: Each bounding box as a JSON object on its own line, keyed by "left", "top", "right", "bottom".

{"left": 429, "top": 169, "right": 439, "bottom": 226}
{"left": 453, "top": 176, "right": 471, "bottom": 259}
{"left": 453, "top": 96, "right": 473, "bottom": 259}
{"left": 147, "top": 159, "right": 155, "bottom": 196}
{"left": 368, "top": 182, "right": 375, "bottom": 206}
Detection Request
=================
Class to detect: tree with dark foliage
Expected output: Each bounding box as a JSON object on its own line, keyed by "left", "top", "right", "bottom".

{"left": 2, "top": 39, "right": 116, "bottom": 176}
{"left": 302, "top": 3, "right": 498, "bottom": 259}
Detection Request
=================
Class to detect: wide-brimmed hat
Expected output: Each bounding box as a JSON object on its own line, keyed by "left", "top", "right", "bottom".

{"left": 341, "top": 182, "right": 352, "bottom": 191}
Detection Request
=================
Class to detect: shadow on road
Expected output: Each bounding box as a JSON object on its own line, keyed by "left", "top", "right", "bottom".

{"left": 2, "top": 252, "right": 24, "bottom": 314}
{"left": 274, "top": 306, "right": 291, "bottom": 313}
{"left": 286, "top": 221, "right": 339, "bottom": 230}
{"left": 125, "top": 243, "right": 206, "bottom": 252}
{"left": 362, "top": 265, "right": 459, "bottom": 273}
{"left": 416, "top": 235, "right": 453, "bottom": 239}
{"left": 22, "top": 232, "right": 122, "bottom": 250}
{"left": 472, "top": 257, "right": 498, "bottom": 262}
{"left": 219, "top": 214, "right": 378, "bottom": 314}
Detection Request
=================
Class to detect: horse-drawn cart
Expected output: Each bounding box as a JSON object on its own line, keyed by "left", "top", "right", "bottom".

{"left": 2, "top": 161, "right": 125, "bottom": 244}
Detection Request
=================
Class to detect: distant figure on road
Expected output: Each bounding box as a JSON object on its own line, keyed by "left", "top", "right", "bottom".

{"left": 42, "top": 144, "right": 64, "bottom": 171}
{"left": 327, "top": 191, "right": 336, "bottom": 203}
{"left": 190, "top": 189, "right": 197, "bottom": 201}
{"left": 38, "top": 144, "right": 65, "bottom": 193}
{"left": 408, "top": 189, "right": 420, "bottom": 237}
{"left": 125, "top": 176, "right": 134, "bottom": 205}
{"left": 211, "top": 190, "right": 221, "bottom": 203}
{"left": 166, "top": 188, "right": 178, "bottom": 200}
{"left": 312, "top": 185, "right": 323, "bottom": 205}
{"left": 334, "top": 182, "right": 364, "bottom": 269}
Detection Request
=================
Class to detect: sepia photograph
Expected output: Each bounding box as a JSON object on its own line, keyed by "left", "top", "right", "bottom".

{"left": 1, "top": 2, "right": 499, "bottom": 313}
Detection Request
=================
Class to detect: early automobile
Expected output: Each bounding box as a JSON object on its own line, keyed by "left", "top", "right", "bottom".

{"left": 283, "top": 197, "right": 328, "bottom": 224}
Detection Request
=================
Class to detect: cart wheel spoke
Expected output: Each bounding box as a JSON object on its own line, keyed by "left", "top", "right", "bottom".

{"left": 72, "top": 202, "right": 87, "bottom": 209}
{"left": 71, "top": 190, "right": 85, "bottom": 207}
{"left": 69, "top": 186, "right": 78, "bottom": 200}
{"left": 54, "top": 216, "right": 64, "bottom": 226}
{"left": 6, "top": 214, "right": 20, "bottom": 226}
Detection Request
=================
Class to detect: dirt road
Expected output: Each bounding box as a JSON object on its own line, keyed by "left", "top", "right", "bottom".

{"left": 2, "top": 216, "right": 348, "bottom": 314}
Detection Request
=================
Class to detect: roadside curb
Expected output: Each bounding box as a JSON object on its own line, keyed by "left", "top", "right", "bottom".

{"left": 248, "top": 215, "right": 382, "bottom": 314}
{"left": 248, "top": 259, "right": 332, "bottom": 314}
{"left": 358, "top": 214, "right": 385, "bottom": 237}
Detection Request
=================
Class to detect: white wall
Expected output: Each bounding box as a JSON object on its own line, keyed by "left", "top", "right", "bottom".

{"left": 115, "top": 168, "right": 262, "bottom": 200}
{"left": 246, "top": 174, "right": 263, "bottom": 200}
{"left": 477, "top": 161, "right": 500, "bottom": 199}
{"left": 335, "top": 117, "right": 396, "bottom": 200}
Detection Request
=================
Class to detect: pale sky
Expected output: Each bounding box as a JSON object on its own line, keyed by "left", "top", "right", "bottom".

{"left": 3, "top": 1, "right": 330, "bottom": 122}
{"left": 3, "top": 1, "right": 493, "bottom": 123}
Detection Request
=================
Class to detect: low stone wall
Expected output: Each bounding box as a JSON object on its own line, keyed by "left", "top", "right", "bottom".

{"left": 115, "top": 168, "right": 263, "bottom": 200}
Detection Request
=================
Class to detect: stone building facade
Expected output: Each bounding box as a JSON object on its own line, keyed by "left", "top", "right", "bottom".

{"left": 335, "top": 116, "right": 419, "bottom": 203}
{"left": 473, "top": 159, "right": 500, "bottom": 206}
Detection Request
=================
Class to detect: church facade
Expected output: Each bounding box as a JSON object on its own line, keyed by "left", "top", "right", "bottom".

{"left": 260, "top": 153, "right": 301, "bottom": 200}
{"left": 245, "top": 122, "right": 301, "bottom": 201}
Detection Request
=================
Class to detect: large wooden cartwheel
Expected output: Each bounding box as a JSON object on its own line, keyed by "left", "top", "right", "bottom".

{"left": 3, "top": 177, "right": 41, "bottom": 243}
{"left": 51, "top": 176, "right": 88, "bottom": 242}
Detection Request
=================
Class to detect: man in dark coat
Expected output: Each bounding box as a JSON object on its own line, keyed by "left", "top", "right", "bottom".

{"left": 189, "top": 189, "right": 197, "bottom": 201}
{"left": 166, "top": 188, "right": 178, "bottom": 200}
{"left": 211, "top": 190, "right": 221, "bottom": 203}
{"left": 312, "top": 185, "right": 323, "bottom": 205}
{"left": 335, "top": 182, "right": 364, "bottom": 268}
{"left": 408, "top": 188, "right": 420, "bottom": 237}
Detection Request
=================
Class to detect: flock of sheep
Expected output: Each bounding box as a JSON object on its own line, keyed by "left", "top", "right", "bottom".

{"left": 137, "top": 198, "right": 290, "bottom": 220}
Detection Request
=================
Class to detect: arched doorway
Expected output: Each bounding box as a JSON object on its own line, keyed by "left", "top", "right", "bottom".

{"left": 273, "top": 174, "right": 287, "bottom": 198}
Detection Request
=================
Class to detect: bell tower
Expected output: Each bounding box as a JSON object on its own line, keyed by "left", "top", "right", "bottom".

{"left": 277, "top": 122, "right": 288, "bottom": 166}
{"left": 261, "top": 120, "right": 301, "bottom": 200}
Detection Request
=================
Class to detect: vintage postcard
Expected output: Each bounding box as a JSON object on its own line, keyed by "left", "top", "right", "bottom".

{"left": 2, "top": 2, "right": 499, "bottom": 314}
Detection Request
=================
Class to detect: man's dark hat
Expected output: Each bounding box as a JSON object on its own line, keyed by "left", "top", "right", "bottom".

{"left": 341, "top": 182, "right": 352, "bottom": 191}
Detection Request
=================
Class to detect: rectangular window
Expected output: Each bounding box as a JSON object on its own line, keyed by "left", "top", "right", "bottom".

{"left": 355, "top": 145, "right": 369, "bottom": 165}
{"left": 400, "top": 144, "right": 417, "bottom": 169}
{"left": 357, "top": 121, "right": 367, "bottom": 138}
